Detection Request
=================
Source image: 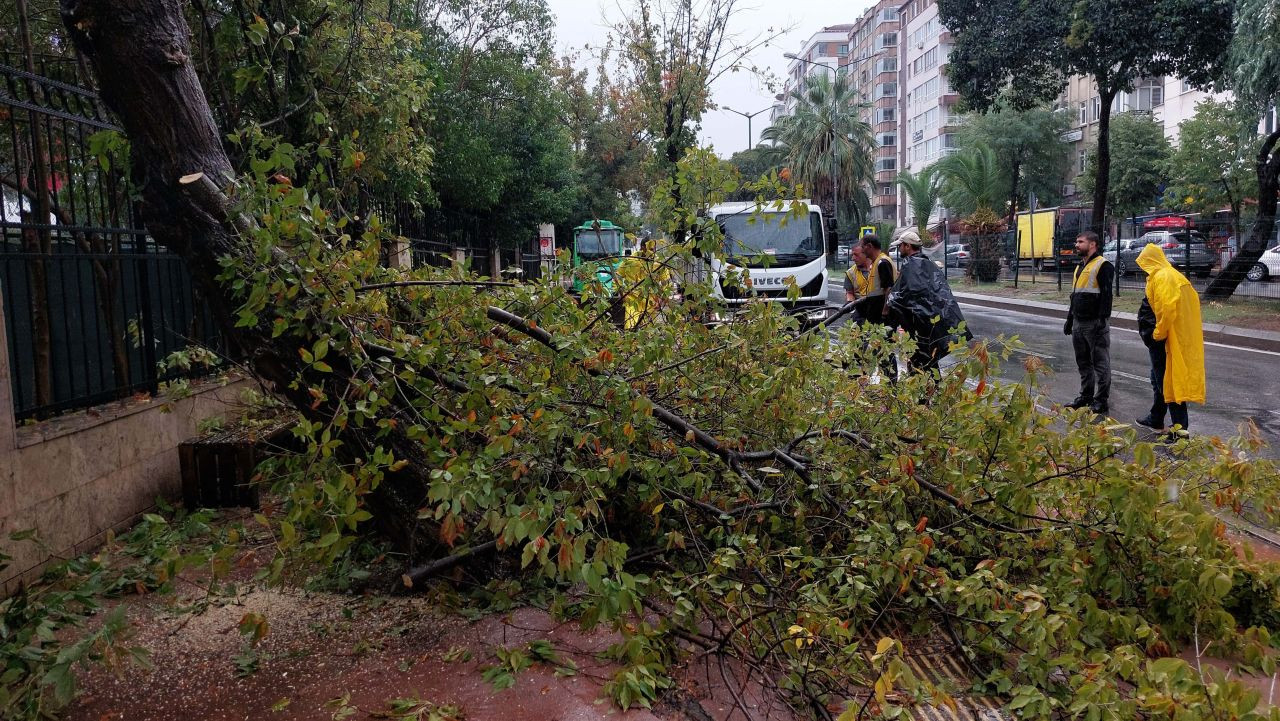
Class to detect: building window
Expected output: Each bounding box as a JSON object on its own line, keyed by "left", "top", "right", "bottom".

{"left": 1078, "top": 101, "right": 1086, "bottom": 126}
{"left": 876, "top": 107, "right": 896, "bottom": 123}
{"left": 875, "top": 157, "right": 897, "bottom": 172}
{"left": 1091, "top": 96, "right": 1101, "bottom": 122}
{"left": 838, "top": 44, "right": 849, "bottom": 56}
{"left": 1079, "top": 150, "right": 1087, "bottom": 172}
{"left": 879, "top": 132, "right": 897, "bottom": 147}
{"left": 877, "top": 82, "right": 897, "bottom": 98}
{"left": 877, "top": 58, "right": 898, "bottom": 74}
{"left": 876, "top": 32, "right": 898, "bottom": 50}
{"left": 1181, "top": 78, "right": 1194, "bottom": 94}
{"left": 882, "top": 8, "right": 898, "bottom": 21}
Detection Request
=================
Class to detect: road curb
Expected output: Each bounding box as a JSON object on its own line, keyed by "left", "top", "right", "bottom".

{"left": 954, "top": 292, "right": 1280, "bottom": 353}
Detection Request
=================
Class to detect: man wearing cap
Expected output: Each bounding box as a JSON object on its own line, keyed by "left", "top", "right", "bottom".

{"left": 1063, "top": 230, "right": 1114, "bottom": 415}
{"left": 888, "top": 230, "right": 970, "bottom": 375}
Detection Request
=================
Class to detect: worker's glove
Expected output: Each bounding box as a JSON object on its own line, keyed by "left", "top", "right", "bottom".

{"left": 1063, "top": 317, "right": 1074, "bottom": 335}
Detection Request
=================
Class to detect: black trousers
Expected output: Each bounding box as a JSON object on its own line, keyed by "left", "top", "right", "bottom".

{"left": 1147, "top": 341, "right": 1189, "bottom": 430}
{"left": 1071, "top": 318, "right": 1111, "bottom": 404}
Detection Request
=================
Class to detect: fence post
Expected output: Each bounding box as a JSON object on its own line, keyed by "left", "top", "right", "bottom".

{"left": 452, "top": 247, "right": 466, "bottom": 269}
{"left": 387, "top": 237, "right": 411, "bottom": 270}
{"left": 0, "top": 281, "right": 16, "bottom": 453}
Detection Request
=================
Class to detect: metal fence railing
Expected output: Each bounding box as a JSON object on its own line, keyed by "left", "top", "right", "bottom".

{"left": 2, "top": 52, "right": 222, "bottom": 421}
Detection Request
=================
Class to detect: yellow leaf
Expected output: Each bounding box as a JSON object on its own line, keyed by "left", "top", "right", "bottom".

{"left": 874, "top": 636, "right": 895, "bottom": 657}
{"left": 652, "top": 503, "right": 665, "bottom": 515}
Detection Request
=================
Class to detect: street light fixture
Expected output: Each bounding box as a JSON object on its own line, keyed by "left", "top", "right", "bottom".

{"left": 722, "top": 105, "right": 772, "bottom": 151}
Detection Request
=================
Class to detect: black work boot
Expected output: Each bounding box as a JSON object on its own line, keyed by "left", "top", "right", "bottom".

{"left": 1065, "top": 397, "right": 1092, "bottom": 410}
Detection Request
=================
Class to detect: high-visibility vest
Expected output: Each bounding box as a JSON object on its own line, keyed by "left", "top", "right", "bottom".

{"left": 1069, "top": 253, "right": 1110, "bottom": 319}
{"left": 864, "top": 254, "right": 897, "bottom": 298}
{"left": 1072, "top": 254, "right": 1107, "bottom": 294}
{"left": 845, "top": 265, "right": 869, "bottom": 297}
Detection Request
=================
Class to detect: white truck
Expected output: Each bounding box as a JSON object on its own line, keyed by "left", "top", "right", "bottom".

{"left": 705, "top": 200, "right": 831, "bottom": 322}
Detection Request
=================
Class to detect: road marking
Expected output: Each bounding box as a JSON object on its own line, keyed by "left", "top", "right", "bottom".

{"left": 1009, "top": 347, "right": 1054, "bottom": 360}
{"left": 1111, "top": 369, "right": 1149, "bottom": 383}
{"left": 1109, "top": 325, "right": 1280, "bottom": 357}
{"left": 963, "top": 305, "right": 1280, "bottom": 358}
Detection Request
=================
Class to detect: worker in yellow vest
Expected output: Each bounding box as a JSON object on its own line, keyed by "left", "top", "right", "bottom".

{"left": 1063, "top": 230, "right": 1114, "bottom": 415}
{"left": 853, "top": 235, "right": 896, "bottom": 325}
{"left": 844, "top": 244, "right": 870, "bottom": 309}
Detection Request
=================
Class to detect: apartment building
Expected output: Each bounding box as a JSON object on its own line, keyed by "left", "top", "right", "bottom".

{"left": 896, "top": 0, "right": 959, "bottom": 229}
{"left": 844, "top": 0, "right": 902, "bottom": 223}
{"left": 1059, "top": 76, "right": 1170, "bottom": 203}
{"left": 773, "top": 25, "right": 855, "bottom": 122}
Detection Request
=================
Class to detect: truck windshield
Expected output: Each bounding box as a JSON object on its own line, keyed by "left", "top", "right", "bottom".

{"left": 719, "top": 212, "right": 822, "bottom": 260}
{"left": 577, "top": 229, "right": 622, "bottom": 258}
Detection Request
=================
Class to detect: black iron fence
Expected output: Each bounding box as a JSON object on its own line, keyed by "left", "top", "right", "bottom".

{"left": 2, "top": 52, "right": 221, "bottom": 421}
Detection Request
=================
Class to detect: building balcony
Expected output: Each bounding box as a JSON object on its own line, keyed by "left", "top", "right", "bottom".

{"left": 939, "top": 93, "right": 959, "bottom": 107}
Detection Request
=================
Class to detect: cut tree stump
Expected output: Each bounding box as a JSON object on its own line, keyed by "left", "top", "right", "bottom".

{"left": 179, "top": 419, "right": 293, "bottom": 509}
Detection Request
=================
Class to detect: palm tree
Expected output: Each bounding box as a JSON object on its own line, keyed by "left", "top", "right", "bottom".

{"left": 895, "top": 166, "right": 941, "bottom": 241}
{"left": 760, "top": 72, "right": 875, "bottom": 235}
{"left": 935, "top": 144, "right": 1007, "bottom": 281}
{"left": 935, "top": 144, "right": 1005, "bottom": 217}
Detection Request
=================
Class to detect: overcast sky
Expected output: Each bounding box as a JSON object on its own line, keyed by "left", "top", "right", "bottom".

{"left": 542, "top": 0, "right": 875, "bottom": 157}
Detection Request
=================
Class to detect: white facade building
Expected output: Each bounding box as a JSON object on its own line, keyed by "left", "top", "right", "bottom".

{"left": 897, "top": 0, "right": 958, "bottom": 229}
{"left": 776, "top": 25, "right": 855, "bottom": 119}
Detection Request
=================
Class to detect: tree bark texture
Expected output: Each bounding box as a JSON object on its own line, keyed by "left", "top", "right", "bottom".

{"left": 61, "top": 0, "right": 435, "bottom": 558}
{"left": 1090, "top": 88, "right": 1117, "bottom": 238}
{"left": 1205, "top": 130, "right": 1280, "bottom": 299}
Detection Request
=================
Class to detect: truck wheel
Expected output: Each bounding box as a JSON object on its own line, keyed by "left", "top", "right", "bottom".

{"left": 1117, "top": 258, "right": 1127, "bottom": 276}
{"left": 1032, "top": 259, "right": 1043, "bottom": 272}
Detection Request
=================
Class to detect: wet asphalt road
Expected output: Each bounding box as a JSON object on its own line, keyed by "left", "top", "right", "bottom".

{"left": 824, "top": 285, "right": 1280, "bottom": 455}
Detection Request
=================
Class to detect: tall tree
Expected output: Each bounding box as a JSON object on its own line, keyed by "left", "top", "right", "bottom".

{"left": 957, "top": 105, "right": 1070, "bottom": 228}
{"left": 759, "top": 72, "right": 875, "bottom": 232}
{"left": 1164, "top": 99, "right": 1260, "bottom": 242}
{"left": 1078, "top": 113, "right": 1171, "bottom": 223}
{"left": 1205, "top": 0, "right": 1280, "bottom": 299}
{"left": 938, "top": 0, "right": 1233, "bottom": 235}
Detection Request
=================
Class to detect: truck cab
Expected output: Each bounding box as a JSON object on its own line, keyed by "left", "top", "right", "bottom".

{"left": 706, "top": 201, "right": 829, "bottom": 321}
{"left": 571, "top": 220, "right": 634, "bottom": 294}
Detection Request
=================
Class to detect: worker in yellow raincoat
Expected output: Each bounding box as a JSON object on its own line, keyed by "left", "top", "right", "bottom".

{"left": 615, "top": 237, "right": 671, "bottom": 330}
{"left": 1134, "top": 244, "right": 1205, "bottom": 437}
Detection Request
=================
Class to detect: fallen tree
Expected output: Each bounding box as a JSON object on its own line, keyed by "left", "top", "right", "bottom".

{"left": 62, "top": 1, "right": 1280, "bottom": 719}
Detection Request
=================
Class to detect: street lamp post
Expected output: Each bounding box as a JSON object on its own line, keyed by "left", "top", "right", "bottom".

{"left": 722, "top": 105, "right": 772, "bottom": 151}
{"left": 783, "top": 52, "right": 842, "bottom": 234}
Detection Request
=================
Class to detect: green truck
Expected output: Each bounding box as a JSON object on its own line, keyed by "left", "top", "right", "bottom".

{"left": 571, "top": 219, "right": 634, "bottom": 294}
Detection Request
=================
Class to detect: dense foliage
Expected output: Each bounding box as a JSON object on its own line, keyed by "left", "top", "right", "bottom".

{"left": 1078, "top": 113, "right": 1171, "bottom": 222}
{"left": 223, "top": 142, "right": 1280, "bottom": 719}
{"left": 956, "top": 106, "right": 1071, "bottom": 222}
{"left": 938, "top": 0, "right": 1233, "bottom": 233}
{"left": 1164, "top": 99, "right": 1261, "bottom": 239}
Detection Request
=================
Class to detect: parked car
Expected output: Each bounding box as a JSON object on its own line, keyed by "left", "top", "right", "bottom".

{"left": 1246, "top": 244, "right": 1280, "bottom": 282}
{"left": 1116, "top": 231, "right": 1215, "bottom": 277}
{"left": 944, "top": 243, "right": 971, "bottom": 268}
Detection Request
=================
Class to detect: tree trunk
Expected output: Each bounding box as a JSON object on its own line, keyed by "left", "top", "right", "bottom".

{"left": 1205, "top": 129, "right": 1280, "bottom": 299}
{"left": 18, "top": 0, "right": 55, "bottom": 411}
{"left": 1006, "top": 158, "right": 1021, "bottom": 232}
{"left": 1090, "top": 87, "right": 1117, "bottom": 237}
{"left": 61, "top": 0, "right": 435, "bottom": 557}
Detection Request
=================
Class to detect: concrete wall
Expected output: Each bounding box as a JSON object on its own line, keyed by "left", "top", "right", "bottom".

{"left": 0, "top": 286, "right": 250, "bottom": 594}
